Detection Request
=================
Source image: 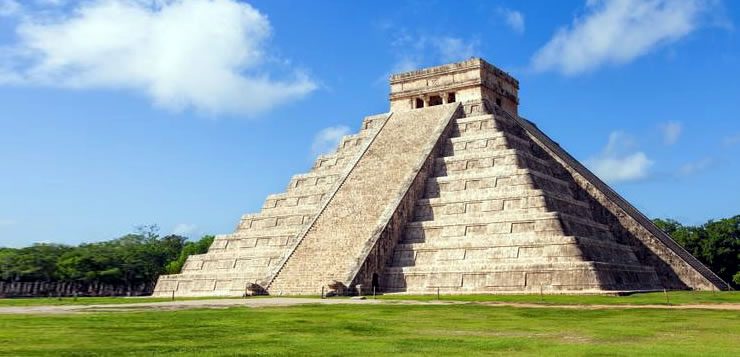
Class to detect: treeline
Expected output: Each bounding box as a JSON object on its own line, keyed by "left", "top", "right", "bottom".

{"left": 0, "top": 216, "right": 738, "bottom": 293}
{"left": 654, "top": 215, "right": 739, "bottom": 288}
{"left": 0, "top": 225, "right": 213, "bottom": 291}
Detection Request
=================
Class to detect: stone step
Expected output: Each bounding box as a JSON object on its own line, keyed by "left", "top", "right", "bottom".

{"left": 336, "top": 132, "right": 370, "bottom": 153}
{"left": 430, "top": 167, "right": 570, "bottom": 189}
{"left": 263, "top": 189, "right": 329, "bottom": 213}
{"left": 414, "top": 187, "right": 592, "bottom": 222}
{"left": 286, "top": 170, "right": 344, "bottom": 192}
{"left": 311, "top": 151, "right": 358, "bottom": 172}
{"left": 451, "top": 114, "right": 526, "bottom": 139}
{"left": 425, "top": 169, "right": 573, "bottom": 200}
{"left": 382, "top": 262, "right": 659, "bottom": 291}
{"left": 389, "top": 237, "right": 641, "bottom": 267}
{"left": 207, "top": 234, "right": 276, "bottom": 250}
{"left": 153, "top": 275, "right": 267, "bottom": 297}
{"left": 187, "top": 245, "right": 291, "bottom": 260}
{"left": 259, "top": 204, "right": 321, "bottom": 217}
{"left": 212, "top": 234, "right": 297, "bottom": 250}
{"left": 401, "top": 212, "right": 613, "bottom": 242}
{"left": 442, "top": 130, "right": 532, "bottom": 157}
{"left": 180, "top": 256, "right": 277, "bottom": 273}
{"left": 393, "top": 235, "right": 633, "bottom": 253}
{"left": 237, "top": 213, "right": 314, "bottom": 231}
{"left": 233, "top": 224, "right": 304, "bottom": 238}
{"left": 413, "top": 197, "right": 593, "bottom": 224}
{"left": 419, "top": 185, "right": 588, "bottom": 209}
{"left": 381, "top": 261, "right": 661, "bottom": 292}
{"left": 360, "top": 113, "right": 390, "bottom": 131}
{"left": 434, "top": 148, "right": 558, "bottom": 178}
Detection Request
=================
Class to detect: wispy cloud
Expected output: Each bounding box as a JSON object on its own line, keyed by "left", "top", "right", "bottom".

{"left": 659, "top": 121, "right": 683, "bottom": 145}
{"left": 311, "top": 125, "right": 350, "bottom": 158}
{"left": 531, "top": 0, "right": 716, "bottom": 75}
{"left": 172, "top": 223, "right": 198, "bottom": 237}
{"left": 386, "top": 29, "right": 479, "bottom": 74}
{"left": 722, "top": 133, "right": 740, "bottom": 147}
{"left": 0, "top": 0, "right": 20, "bottom": 16}
{"left": 0, "top": 219, "right": 16, "bottom": 227}
{"left": 587, "top": 131, "right": 654, "bottom": 182}
{"left": 678, "top": 157, "right": 714, "bottom": 176}
{"left": 0, "top": 0, "right": 316, "bottom": 116}
{"left": 497, "top": 8, "right": 525, "bottom": 34}
{"left": 433, "top": 37, "right": 479, "bottom": 63}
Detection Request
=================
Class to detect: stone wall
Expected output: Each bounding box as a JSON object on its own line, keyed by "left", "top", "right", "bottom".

{"left": 389, "top": 58, "right": 519, "bottom": 114}
{"left": 0, "top": 281, "right": 152, "bottom": 298}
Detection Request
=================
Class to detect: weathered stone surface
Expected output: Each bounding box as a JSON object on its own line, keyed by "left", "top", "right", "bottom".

{"left": 154, "top": 58, "right": 730, "bottom": 297}
{"left": 265, "top": 104, "right": 460, "bottom": 295}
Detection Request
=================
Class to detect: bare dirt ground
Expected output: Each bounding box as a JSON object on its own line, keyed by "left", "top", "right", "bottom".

{"left": 1, "top": 298, "right": 739, "bottom": 315}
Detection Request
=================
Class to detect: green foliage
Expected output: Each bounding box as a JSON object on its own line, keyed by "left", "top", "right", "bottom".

{"left": 654, "top": 215, "right": 739, "bottom": 288}
{"left": 165, "top": 235, "right": 214, "bottom": 274}
{"left": 0, "top": 225, "right": 210, "bottom": 288}
{"left": 0, "top": 244, "right": 71, "bottom": 281}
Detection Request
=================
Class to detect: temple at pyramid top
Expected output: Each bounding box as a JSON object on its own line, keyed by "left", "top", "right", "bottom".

{"left": 389, "top": 58, "right": 519, "bottom": 115}
{"left": 154, "top": 58, "right": 730, "bottom": 297}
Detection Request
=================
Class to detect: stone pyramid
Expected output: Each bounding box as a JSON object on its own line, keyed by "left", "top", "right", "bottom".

{"left": 154, "top": 58, "right": 730, "bottom": 297}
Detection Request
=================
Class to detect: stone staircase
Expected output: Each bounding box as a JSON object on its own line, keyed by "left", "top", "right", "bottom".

{"left": 265, "top": 103, "right": 461, "bottom": 295}
{"left": 152, "top": 114, "right": 390, "bottom": 297}
{"left": 381, "top": 109, "right": 664, "bottom": 294}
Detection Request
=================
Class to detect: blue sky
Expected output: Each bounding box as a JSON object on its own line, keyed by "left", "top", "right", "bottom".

{"left": 0, "top": 0, "right": 738, "bottom": 247}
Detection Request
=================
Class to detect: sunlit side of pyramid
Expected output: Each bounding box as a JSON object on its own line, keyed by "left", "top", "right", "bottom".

{"left": 154, "top": 58, "right": 730, "bottom": 297}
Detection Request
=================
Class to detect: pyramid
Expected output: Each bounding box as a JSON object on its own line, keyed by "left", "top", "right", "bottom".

{"left": 154, "top": 58, "right": 730, "bottom": 297}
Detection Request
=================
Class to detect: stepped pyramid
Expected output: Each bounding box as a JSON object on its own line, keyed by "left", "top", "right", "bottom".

{"left": 154, "top": 58, "right": 730, "bottom": 297}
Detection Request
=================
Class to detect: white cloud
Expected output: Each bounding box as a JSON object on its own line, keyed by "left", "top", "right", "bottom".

{"left": 659, "top": 121, "right": 683, "bottom": 145}
{"left": 387, "top": 30, "right": 479, "bottom": 73}
{"left": 587, "top": 131, "right": 654, "bottom": 182}
{"left": 531, "top": 0, "right": 712, "bottom": 75}
{"left": 0, "top": 0, "right": 316, "bottom": 116}
{"left": 172, "top": 223, "right": 198, "bottom": 237}
{"left": 0, "top": 0, "right": 20, "bottom": 16}
{"left": 498, "top": 8, "right": 525, "bottom": 34}
{"left": 679, "top": 157, "right": 714, "bottom": 176}
{"left": 722, "top": 133, "right": 740, "bottom": 147}
{"left": 311, "top": 125, "right": 350, "bottom": 158}
{"left": 0, "top": 219, "right": 16, "bottom": 226}
{"left": 33, "top": 0, "right": 66, "bottom": 6}
{"left": 391, "top": 56, "right": 420, "bottom": 74}
{"left": 433, "top": 37, "right": 478, "bottom": 63}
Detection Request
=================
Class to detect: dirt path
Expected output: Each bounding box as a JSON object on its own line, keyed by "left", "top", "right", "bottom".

{"left": 0, "top": 298, "right": 738, "bottom": 315}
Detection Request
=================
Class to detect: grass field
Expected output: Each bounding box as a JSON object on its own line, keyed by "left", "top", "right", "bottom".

{"left": 1, "top": 291, "right": 737, "bottom": 307}
{"left": 0, "top": 303, "right": 738, "bottom": 356}
{"left": 377, "top": 291, "right": 740, "bottom": 305}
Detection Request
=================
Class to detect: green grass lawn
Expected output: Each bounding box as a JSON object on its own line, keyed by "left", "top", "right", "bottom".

{"left": 378, "top": 291, "right": 740, "bottom": 305}
{"left": 1, "top": 291, "right": 737, "bottom": 307}
{"left": 0, "top": 304, "right": 738, "bottom": 356}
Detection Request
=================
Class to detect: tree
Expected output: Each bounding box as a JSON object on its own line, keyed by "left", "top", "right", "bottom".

{"left": 655, "top": 215, "right": 739, "bottom": 289}
{"left": 165, "top": 235, "right": 215, "bottom": 274}
{"left": 0, "top": 244, "right": 71, "bottom": 282}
